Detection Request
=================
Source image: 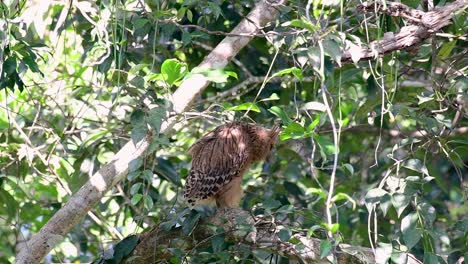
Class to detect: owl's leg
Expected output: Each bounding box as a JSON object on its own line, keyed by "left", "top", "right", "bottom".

{"left": 216, "top": 176, "right": 243, "bottom": 208}
{"left": 192, "top": 197, "right": 217, "bottom": 217}
{"left": 194, "top": 197, "right": 217, "bottom": 207}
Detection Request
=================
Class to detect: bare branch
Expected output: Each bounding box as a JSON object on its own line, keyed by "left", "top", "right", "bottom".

{"left": 161, "top": 19, "right": 306, "bottom": 38}
{"left": 197, "top": 75, "right": 314, "bottom": 106}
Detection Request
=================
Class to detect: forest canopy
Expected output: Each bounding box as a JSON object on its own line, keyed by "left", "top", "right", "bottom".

{"left": 0, "top": 0, "right": 467, "bottom": 263}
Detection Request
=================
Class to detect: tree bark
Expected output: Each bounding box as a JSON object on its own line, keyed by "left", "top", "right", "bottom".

{"left": 13, "top": 1, "right": 287, "bottom": 263}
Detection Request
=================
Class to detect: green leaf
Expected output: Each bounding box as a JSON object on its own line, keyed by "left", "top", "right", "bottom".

{"left": 267, "top": 93, "right": 280, "bottom": 100}
{"left": 228, "top": 102, "right": 260, "bottom": 112}
{"left": 182, "top": 211, "right": 201, "bottom": 235}
{"left": 315, "top": 135, "right": 337, "bottom": 155}
{"left": 176, "top": 7, "right": 186, "bottom": 20}
{"left": 403, "top": 159, "right": 429, "bottom": 176}
{"left": 375, "top": 243, "right": 393, "bottom": 264}
{"left": 332, "top": 193, "right": 356, "bottom": 209}
{"left": 343, "top": 163, "right": 354, "bottom": 175}
{"left": 182, "top": 31, "right": 192, "bottom": 45}
{"left": 82, "top": 129, "right": 111, "bottom": 148}
{"left": 323, "top": 223, "right": 340, "bottom": 233}
{"left": 379, "top": 193, "right": 392, "bottom": 217}
{"left": 307, "top": 187, "right": 326, "bottom": 199}
{"left": 0, "top": 189, "right": 18, "bottom": 220}
{"left": 144, "top": 196, "right": 154, "bottom": 211}
{"left": 401, "top": 213, "right": 422, "bottom": 249}
{"left": 130, "top": 109, "right": 148, "bottom": 143}
{"left": 437, "top": 40, "right": 457, "bottom": 59}
{"left": 142, "top": 170, "right": 154, "bottom": 182}
{"left": 284, "top": 181, "right": 304, "bottom": 195}
{"left": 278, "top": 228, "right": 291, "bottom": 242}
{"left": 280, "top": 122, "right": 306, "bottom": 140}
{"left": 307, "top": 116, "right": 320, "bottom": 132}
{"left": 417, "top": 92, "right": 434, "bottom": 105}
{"left": 22, "top": 54, "right": 44, "bottom": 76}
{"left": 127, "top": 171, "right": 141, "bottom": 181}
{"left": 131, "top": 194, "right": 143, "bottom": 205}
{"left": 390, "top": 252, "right": 408, "bottom": 264}
{"left": 160, "top": 218, "right": 177, "bottom": 231}
{"left": 434, "top": 113, "right": 452, "bottom": 128}
{"left": 133, "top": 18, "right": 148, "bottom": 30}
{"left": 269, "top": 106, "right": 291, "bottom": 124}
{"left": 423, "top": 253, "right": 439, "bottom": 264}
{"left": 259, "top": 93, "right": 280, "bottom": 102}
{"left": 401, "top": 0, "right": 419, "bottom": 8}
{"left": 289, "top": 236, "right": 301, "bottom": 244}
{"left": 186, "top": 9, "right": 193, "bottom": 22}
{"left": 128, "top": 158, "right": 143, "bottom": 173}
{"left": 270, "top": 67, "right": 303, "bottom": 81}
{"left": 365, "top": 188, "right": 388, "bottom": 203}
{"left": 392, "top": 193, "right": 411, "bottom": 218}
{"left": 155, "top": 158, "right": 182, "bottom": 187}
{"left": 322, "top": 39, "right": 342, "bottom": 64}
{"left": 211, "top": 234, "right": 225, "bottom": 252}
{"left": 2, "top": 57, "right": 17, "bottom": 76}
{"left": 307, "top": 225, "right": 322, "bottom": 238}
{"left": 148, "top": 106, "right": 166, "bottom": 133}
{"left": 307, "top": 47, "right": 323, "bottom": 79}
{"left": 109, "top": 235, "right": 139, "bottom": 263}
{"left": 130, "top": 183, "right": 142, "bottom": 195}
{"left": 191, "top": 68, "right": 237, "bottom": 83}
{"left": 454, "top": 220, "right": 468, "bottom": 233}
{"left": 355, "top": 96, "right": 382, "bottom": 122}
{"left": 320, "top": 240, "right": 332, "bottom": 259}
{"left": 283, "top": 18, "right": 318, "bottom": 32}
{"left": 263, "top": 199, "right": 282, "bottom": 209}
{"left": 161, "top": 59, "right": 188, "bottom": 86}
{"left": 418, "top": 202, "right": 436, "bottom": 227}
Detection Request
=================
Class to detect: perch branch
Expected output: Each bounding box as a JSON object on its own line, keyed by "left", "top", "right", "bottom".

{"left": 121, "top": 208, "right": 422, "bottom": 264}
{"left": 13, "top": 1, "right": 287, "bottom": 263}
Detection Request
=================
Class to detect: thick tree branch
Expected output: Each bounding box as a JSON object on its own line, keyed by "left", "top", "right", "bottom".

{"left": 14, "top": 1, "right": 286, "bottom": 263}
{"left": 341, "top": 0, "right": 468, "bottom": 63}
{"left": 120, "top": 208, "right": 422, "bottom": 264}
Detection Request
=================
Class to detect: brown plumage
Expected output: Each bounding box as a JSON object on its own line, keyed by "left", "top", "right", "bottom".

{"left": 184, "top": 122, "right": 280, "bottom": 208}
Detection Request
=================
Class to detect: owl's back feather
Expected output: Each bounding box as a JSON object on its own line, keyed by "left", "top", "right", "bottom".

{"left": 184, "top": 122, "right": 278, "bottom": 208}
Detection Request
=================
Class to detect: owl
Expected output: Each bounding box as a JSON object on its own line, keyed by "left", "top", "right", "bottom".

{"left": 183, "top": 122, "right": 280, "bottom": 208}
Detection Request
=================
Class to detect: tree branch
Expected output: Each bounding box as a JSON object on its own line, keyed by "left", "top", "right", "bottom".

{"left": 14, "top": 1, "right": 287, "bottom": 263}
{"left": 323, "top": 125, "right": 468, "bottom": 138}
{"left": 341, "top": 0, "right": 468, "bottom": 63}
{"left": 120, "top": 208, "right": 422, "bottom": 264}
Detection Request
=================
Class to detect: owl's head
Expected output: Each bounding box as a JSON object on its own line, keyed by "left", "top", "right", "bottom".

{"left": 250, "top": 123, "right": 280, "bottom": 161}
{"left": 267, "top": 124, "right": 280, "bottom": 150}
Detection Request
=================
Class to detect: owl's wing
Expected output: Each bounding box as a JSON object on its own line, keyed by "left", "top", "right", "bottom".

{"left": 184, "top": 126, "right": 248, "bottom": 206}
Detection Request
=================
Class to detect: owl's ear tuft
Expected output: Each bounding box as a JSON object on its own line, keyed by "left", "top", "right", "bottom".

{"left": 269, "top": 124, "right": 281, "bottom": 139}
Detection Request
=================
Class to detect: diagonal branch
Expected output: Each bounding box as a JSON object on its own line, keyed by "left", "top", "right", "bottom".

{"left": 14, "top": 1, "right": 287, "bottom": 263}
{"left": 341, "top": 0, "right": 468, "bottom": 63}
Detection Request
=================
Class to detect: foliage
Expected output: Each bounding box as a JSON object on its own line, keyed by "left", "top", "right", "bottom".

{"left": 0, "top": 0, "right": 466, "bottom": 263}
